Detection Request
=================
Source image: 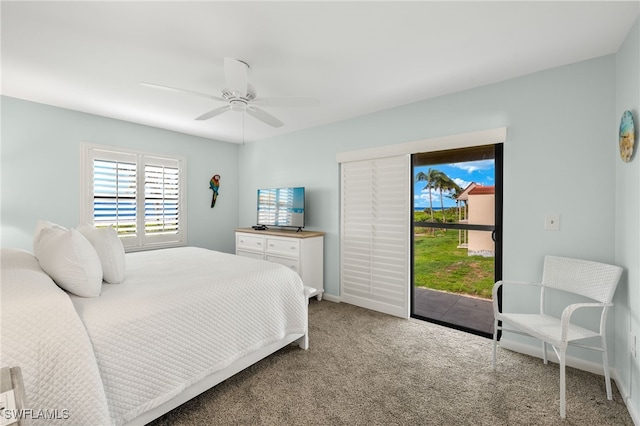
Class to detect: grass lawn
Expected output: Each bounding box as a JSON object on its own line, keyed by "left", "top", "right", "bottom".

{"left": 413, "top": 229, "right": 494, "bottom": 299}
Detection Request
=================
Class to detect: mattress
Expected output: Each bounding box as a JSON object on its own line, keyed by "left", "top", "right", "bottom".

{"left": 69, "top": 246, "right": 307, "bottom": 425}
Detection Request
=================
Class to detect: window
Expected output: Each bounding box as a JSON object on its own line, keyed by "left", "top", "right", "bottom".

{"left": 82, "top": 143, "right": 187, "bottom": 251}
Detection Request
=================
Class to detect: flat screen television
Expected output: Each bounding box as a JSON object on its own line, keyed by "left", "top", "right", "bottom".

{"left": 257, "top": 187, "right": 305, "bottom": 229}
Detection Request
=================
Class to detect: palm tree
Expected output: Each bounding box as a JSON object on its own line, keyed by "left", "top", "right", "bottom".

{"left": 416, "top": 168, "right": 460, "bottom": 223}
{"left": 435, "top": 175, "right": 461, "bottom": 222}
{"left": 415, "top": 169, "right": 442, "bottom": 222}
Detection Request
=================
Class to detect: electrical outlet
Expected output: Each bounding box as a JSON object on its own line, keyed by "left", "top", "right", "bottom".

{"left": 631, "top": 333, "right": 637, "bottom": 358}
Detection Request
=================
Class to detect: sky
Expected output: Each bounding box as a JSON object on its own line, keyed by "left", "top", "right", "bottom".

{"left": 414, "top": 159, "right": 494, "bottom": 209}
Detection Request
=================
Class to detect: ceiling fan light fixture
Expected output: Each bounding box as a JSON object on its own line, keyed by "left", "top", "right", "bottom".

{"left": 229, "top": 99, "right": 247, "bottom": 112}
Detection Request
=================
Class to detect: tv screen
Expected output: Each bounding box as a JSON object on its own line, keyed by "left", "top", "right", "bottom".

{"left": 257, "top": 187, "right": 305, "bottom": 228}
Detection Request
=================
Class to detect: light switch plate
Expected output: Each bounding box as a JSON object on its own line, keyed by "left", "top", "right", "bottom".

{"left": 545, "top": 214, "right": 560, "bottom": 231}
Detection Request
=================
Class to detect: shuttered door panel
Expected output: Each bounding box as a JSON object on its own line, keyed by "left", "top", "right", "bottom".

{"left": 341, "top": 155, "right": 409, "bottom": 318}
{"left": 342, "top": 161, "right": 373, "bottom": 301}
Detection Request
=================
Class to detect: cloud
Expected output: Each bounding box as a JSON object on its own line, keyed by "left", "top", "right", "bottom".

{"left": 415, "top": 186, "right": 460, "bottom": 207}
{"left": 453, "top": 177, "right": 470, "bottom": 189}
{"left": 415, "top": 191, "right": 451, "bottom": 207}
{"left": 451, "top": 159, "right": 493, "bottom": 173}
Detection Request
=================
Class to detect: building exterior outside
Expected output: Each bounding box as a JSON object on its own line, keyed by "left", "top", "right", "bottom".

{"left": 457, "top": 183, "right": 495, "bottom": 257}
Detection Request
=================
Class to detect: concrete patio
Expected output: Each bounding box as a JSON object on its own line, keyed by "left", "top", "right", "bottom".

{"left": 413, "top": 287, "right": 494, "bottom": 337}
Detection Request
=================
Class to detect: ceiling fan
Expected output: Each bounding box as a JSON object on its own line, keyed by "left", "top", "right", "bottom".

{"left": 141, "top": 58, "right": 319, "bottom": 128}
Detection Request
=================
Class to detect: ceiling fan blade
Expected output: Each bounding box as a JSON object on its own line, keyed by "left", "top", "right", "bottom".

{"left": 140, "top": 82, "right": 225, "bottom": 101}
{"left": 246, "top": 106, "right": 284, "bottom": 128}
{"left": 195, "top": 105, "right": 230, "bottom": 121}
{"left": 251, "top": 97, "right": 320, "bottom": 107}
{"left": 224, "top": 57, "right": 248, "bottom": 97}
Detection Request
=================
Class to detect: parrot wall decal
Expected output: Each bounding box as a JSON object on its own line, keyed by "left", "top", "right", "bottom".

{"left": 209, "top": 174, "right": 220, "bottom": 208}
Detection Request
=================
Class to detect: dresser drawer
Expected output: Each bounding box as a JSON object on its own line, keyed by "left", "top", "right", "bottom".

{"left": 237, "top": 249, "right": 264, "bottom": 260}
{"left": 236, "top": 233, "right": 264, "bottom": 252}
{"left": 266, "top": 237, "right": 300, "bottom": 257}
{"left": 235, "top": 228, "right": 324, "bottom": 300}
{"left": 266, "top": 255, "right": 300, "bottom": 274}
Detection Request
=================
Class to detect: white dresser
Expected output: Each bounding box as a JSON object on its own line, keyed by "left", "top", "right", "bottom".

{"left": 235, "top": 228, "right": 324, "bottom": 300}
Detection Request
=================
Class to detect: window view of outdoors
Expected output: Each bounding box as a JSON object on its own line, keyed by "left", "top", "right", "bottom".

{"left": 413, "top": 159, "right": 495, "bottom": 300}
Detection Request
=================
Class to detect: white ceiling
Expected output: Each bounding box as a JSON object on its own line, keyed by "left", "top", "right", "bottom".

{"left": 2, "top": 1, "right": 638, "bottom": 144}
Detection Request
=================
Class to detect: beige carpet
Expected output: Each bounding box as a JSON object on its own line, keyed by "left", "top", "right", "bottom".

{"left": 149, "top": 300, "right": 633, "bottom": 425}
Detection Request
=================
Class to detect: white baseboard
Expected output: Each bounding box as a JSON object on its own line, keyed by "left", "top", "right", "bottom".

{"left": 500, "top": 340, "right": 639, "bottom": 425}
{"left": 321, "top": 293, "right": 340, "bottom": 303}
{"left": 611, "top": 370, "right": 639, "bottom": 426}
{"left": 498, "top": 339, "right": 606, "bottom": 375}
{"left": 627, "top": 398, "right": 640, "bottom": 426}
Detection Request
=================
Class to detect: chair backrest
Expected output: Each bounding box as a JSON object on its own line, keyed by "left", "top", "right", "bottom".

{"left": 541, "top": 256, "right": 623, "bottom": 303}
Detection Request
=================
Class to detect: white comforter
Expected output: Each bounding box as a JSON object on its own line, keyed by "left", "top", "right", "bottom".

{"left": 0, "top": 249, "right": 111, "bottom": 425}
{"left": 70, "top": 247, "right": 307, "bottom": 425}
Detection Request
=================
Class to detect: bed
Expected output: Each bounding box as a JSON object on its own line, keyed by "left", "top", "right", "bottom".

{"left": 0, "top": 245, "right": 309, "bottom": 426}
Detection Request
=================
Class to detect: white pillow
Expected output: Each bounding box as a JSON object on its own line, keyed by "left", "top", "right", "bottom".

{"left": 77, "top": 224, "right": 126, "bottom": 284}
{"left": 35, "top": 226, "right": 103, "bottom": 297}
{"left": 33, "top": 220, "right": 66, "bottom": 257}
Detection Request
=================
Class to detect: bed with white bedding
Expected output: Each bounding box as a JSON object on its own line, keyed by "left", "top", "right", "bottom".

{"left": 0, "top": 246, "right": 308, "bottom": 426}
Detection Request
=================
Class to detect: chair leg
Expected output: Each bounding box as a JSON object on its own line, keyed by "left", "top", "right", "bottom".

{"left": 492, "top": 318, "right": 499, "bottom": 369}
{"left": 602, "top": 342, "right": 613, "bottom": 400}
{"left": 542, "top": 341, "right": 548, "bottom": 364}
{"left": 559, "top": 349, "right": 566, "bottom": 418}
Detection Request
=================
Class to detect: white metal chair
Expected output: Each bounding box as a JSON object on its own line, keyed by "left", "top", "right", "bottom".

{"left": 492, "top": 255, "right": 623, "bottom": 418}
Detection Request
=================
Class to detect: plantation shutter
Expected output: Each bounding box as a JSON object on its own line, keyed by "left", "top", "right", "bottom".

{"left": 92, "top": 156, "right": 137, "bottom": 238}
{"left": 340, "top": 155, "right": 410, "bottom": 318}
{"left": 143, "top": 157, "right": 180, "bottom": 237}
{"left": 83, "top": 144, "right": 186, "bottom": 251}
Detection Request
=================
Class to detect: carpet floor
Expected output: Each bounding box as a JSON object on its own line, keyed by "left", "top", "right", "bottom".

{"left": 149, "top": 300, "right": 633, "bottom": 425}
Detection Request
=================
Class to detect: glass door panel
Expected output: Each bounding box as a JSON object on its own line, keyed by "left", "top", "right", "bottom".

{"left": 411, "top": 144, "right": 502, "bottom": 337}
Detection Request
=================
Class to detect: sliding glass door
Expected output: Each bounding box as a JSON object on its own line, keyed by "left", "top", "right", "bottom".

{"left": 411, "top": 144, "right": 502, "bottom": 337}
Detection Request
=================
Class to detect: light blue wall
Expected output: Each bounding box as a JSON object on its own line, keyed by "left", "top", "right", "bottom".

{"left": 1, "top": 96, "right": 239, "bottom": 253}
{"left": 615, "top": 17, "right": 640, "bottom": 421}
{"left": 238, "top": 50, "right": 640, "bottom": 404}
{"left": 1, "top": 19, "right": 637, "bottom": 419}
{"left": 239, "top": 54, "right": 617, "bottom": 299}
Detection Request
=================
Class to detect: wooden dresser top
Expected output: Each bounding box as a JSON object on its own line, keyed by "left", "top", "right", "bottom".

{"left": 235, "top": 228, "right": 325, "bottom": 239}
